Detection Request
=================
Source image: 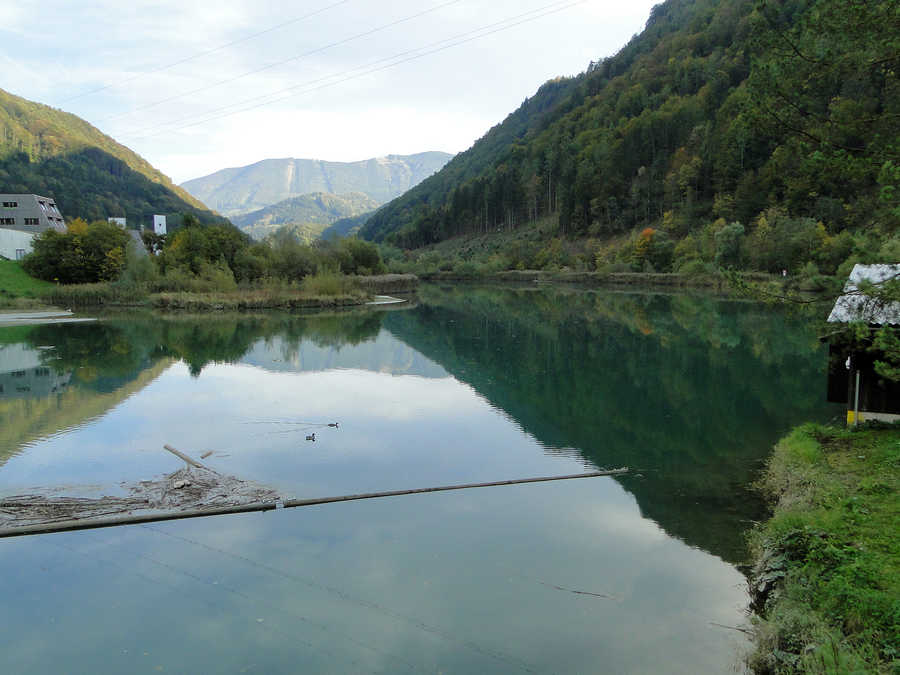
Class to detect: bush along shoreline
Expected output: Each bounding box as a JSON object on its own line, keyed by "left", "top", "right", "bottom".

{"left": 37, "top": 273, "right": 418, "bottom": 310}
{"left": 748, "top": 423, "right": 899, "bottom": 673}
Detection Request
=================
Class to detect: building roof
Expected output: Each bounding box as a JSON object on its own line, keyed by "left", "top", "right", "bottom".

{"left": 126, "top": 229, "right": 148, "bottom": 257}
{"left": 827, "top": 264, "right": 900, "bottom": 325}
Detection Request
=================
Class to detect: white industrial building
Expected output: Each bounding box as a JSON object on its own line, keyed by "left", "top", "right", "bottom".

{"left": 0, "top": 194, "right": 67, "bottom": 260}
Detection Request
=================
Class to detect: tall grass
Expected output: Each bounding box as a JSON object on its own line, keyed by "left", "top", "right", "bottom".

{"left": 353, "top": 274, "right": 418, "bottom": 294}
{"left": 40, "top": 282, "right": 148, "bottom": 307}
{"left": 300, "top": 269, "right": 357, "bottom": 296}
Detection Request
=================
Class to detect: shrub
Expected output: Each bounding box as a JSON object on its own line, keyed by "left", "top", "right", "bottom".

{"left": 24, "top": 220, "right": 130, "bottom": 283}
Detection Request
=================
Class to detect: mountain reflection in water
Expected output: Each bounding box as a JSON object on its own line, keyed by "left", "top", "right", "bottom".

{"left": 0, "top": 287, "right": 841, "bottom": 673}
{"left": 384, "top": 285, "right": 838, "bottom": 563}
{"left": 0, "top": 289, "right": 835, "bottom": 566}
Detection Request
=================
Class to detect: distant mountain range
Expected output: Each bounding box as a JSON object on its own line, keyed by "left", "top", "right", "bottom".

{"left": 233, "top": 192, "right": 380, "bottom": 242}
{"left": 0, "top": 87, "right": 224, "bottom": 227}
{"left": 181, "top": 152, "right": 453, "bottom": 218}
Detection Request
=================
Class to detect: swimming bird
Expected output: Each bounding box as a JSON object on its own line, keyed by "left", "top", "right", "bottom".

{"left": 306, "top": 433, "right": 316, "bottom": 442}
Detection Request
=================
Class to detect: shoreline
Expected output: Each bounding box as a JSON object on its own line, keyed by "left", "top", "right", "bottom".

{"left": 1, "top": 274, "right": 421, "bottom": 312}
{"left": 747, "top": 423, "right": 899, "bottom": 673}
{"left": 419, "top": 268, "right": 783, "bottom": 289}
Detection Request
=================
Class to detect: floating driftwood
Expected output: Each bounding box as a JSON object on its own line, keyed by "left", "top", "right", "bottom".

{"left": 0, "top": 462, "right": 628, "bottom": 538}
{"left": 163, "top": 443, "right": 209, "bottom": 469}
{"left": 0, "top": 464, "right": 279, "bottom": 531}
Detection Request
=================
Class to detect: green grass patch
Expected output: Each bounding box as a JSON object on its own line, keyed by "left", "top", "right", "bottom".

{"left": 749, "top": 423, "right": 900, "bottom": 673}
{"left": 0, "top": 259, "right": 53, "bottom": 303}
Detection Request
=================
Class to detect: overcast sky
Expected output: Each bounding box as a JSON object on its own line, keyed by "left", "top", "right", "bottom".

{"left": 2, "top": 0, "right": 658, "bottom": 183}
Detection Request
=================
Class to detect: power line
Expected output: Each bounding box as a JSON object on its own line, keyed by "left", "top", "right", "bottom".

{"left": 98, "top": 0, "right": 465, "bottom": 125}
{"left": 119, "top": 0, "right": 587, "bottom": 142}
{"left": 55, "top": 0, "right": 353, "bottom": 105}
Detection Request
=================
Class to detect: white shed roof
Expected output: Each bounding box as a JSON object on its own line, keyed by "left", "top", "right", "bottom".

{"left": 827, "top": 264, "right": 900, "bottom": 324}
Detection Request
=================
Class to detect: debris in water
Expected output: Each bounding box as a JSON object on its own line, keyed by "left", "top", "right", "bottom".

{"left": 0, "top": 466, "right": 280, "bottom": 530}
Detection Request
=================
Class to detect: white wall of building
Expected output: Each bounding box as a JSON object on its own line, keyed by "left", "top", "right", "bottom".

{"left": 0, "top": 229, "right": 35, "bottom": 260}
{"left": 153, "top": 215, "right": 167, "bottom": 235}
{"left": 0, "top": 344, "right": 43, "bottom": 374}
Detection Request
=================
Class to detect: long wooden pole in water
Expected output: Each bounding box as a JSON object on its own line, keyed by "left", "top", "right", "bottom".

{"left": 0, "top": 469, "right": 628, "bottom": 539}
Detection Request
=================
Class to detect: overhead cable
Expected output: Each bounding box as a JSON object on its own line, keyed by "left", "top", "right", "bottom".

{"left": 56, "top": 0, "right": 352, "bottom": 105}
{"left": 98, "top": 0, "right": 465, "bottom": 124}
{"left": 120, "top": 0, "right": 587, "bottom": 141}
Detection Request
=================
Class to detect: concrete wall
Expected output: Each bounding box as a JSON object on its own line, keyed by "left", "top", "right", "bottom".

{"left": 0, "top": 228, "right": 35, "bottom": 260}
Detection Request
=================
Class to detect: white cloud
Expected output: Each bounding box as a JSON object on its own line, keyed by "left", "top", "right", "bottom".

{"left": 7, "top": 0, "right": 659, "bottom": 182}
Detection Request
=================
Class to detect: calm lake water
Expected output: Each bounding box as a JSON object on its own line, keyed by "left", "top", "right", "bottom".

{"left": 0, "top": 285, "right": 839, "bottom": 673}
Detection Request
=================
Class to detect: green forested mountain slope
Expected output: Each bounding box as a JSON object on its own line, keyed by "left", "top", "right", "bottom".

{"left": 362, "top": 0, "right": 900, "bottom": 273}
{"left": 321, "top": 210, "right": 377, "bottom": 240}
{"left": 233, "top": 192, "right": 380, "bottom": 241}
{"left": 181, "top": 152, "right": 453, "bottom": 217}
{"left": 0, "top": 88, "right": 224, "bottom": 226}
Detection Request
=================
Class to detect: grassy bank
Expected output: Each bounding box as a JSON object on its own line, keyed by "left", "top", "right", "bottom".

{"left": 749, "top": 423, "right": 899, "bottom": 673}
{"left": 0, "top": 259, "right": 53, "bottom": 307}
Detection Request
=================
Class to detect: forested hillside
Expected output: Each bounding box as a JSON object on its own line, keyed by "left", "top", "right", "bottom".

{"left": 0, "top": 88, "right": 225, "bottom": 227}
{"left": 233, "top": 192, "right": 380, "bottom": 241}
{"left": 362, "top": 0, "right": 900, "bottom": 275}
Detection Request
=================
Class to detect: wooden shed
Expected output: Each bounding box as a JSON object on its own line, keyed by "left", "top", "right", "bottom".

{"left": 826, "top": 264, "right": 900, "bottom": 424}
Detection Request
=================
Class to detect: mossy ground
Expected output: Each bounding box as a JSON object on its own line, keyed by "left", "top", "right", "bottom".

{"left": 749, "top": 423, "right": 900, "bottom": 673}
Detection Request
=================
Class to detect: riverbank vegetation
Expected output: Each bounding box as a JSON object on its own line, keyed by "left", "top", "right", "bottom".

{"left": 14, "top": 214, "right": 404, "bottom": 308}
{"left": 376, "top": 216, "right": 842, "bottom": 294}
{"left": 749, "top": 423, "right": 899, "bottom": 673}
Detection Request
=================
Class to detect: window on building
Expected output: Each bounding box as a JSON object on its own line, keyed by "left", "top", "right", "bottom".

{"left": 15, "top": 249, "right": 26, "bottom": 260}
{"left": 2, "top": 201, "right": 17, "bottom": 208}
{"left": 0, "top": 217, "right": 15, "bottom": 225}
{"left": 24, "top": 217, "right": 39, "bottom": 225}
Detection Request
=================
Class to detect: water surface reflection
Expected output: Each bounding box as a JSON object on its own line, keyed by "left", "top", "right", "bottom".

{"left": 0, "top": 288, "right": 837, "bottom": 673}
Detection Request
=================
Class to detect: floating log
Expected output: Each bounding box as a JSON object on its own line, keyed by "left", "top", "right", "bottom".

{"left": 163, "top": 444, "right": 208, "bottom": 470}
{"left": 0, "top": 469, "right": 628, "bottom": 538}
